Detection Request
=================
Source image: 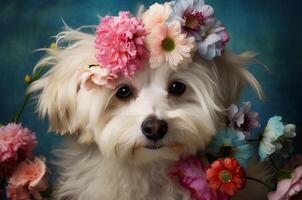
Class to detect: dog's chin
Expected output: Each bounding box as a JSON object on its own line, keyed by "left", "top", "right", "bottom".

{"left": 128, "top": 142, "right": 191, "bottom": 164}
{"left": 144, "top": 141, "right": 166, "bottom": 150}
{"left": 133, "top": 148, "right": 180, "bottom": 164}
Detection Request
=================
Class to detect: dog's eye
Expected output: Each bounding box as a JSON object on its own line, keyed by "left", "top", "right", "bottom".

{"left": 116, "top": 85, "right": 133, "bottom": 100}
{"left": 168, "top": 81, "right": 186, "bottom": 96}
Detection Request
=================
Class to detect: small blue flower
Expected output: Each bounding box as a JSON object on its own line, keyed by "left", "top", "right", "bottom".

{"left": 258, "top": 116, "right": 285, "bottom": 161}
{"left": 208, "top": 128, "right": 254, "bottom": 167}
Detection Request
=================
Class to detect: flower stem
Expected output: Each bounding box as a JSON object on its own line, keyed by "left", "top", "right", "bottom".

{"left": 269, "top": 155, "right": 279, "bottom": 171}
{"left": 248, "top": 134, "right": 263, "bottom": 143}
{"left": 12, "top": 93, "right": 31, "bottom": 123}
{"left": 247, "top": 176, "right": 274, "bottom": 191}
{"left": 12, "top": 66, "right": 46, "bottom": 123}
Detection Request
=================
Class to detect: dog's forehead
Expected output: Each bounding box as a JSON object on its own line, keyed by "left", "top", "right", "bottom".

{"left": 127, "top": 65, "right": 175, "bottom": 90}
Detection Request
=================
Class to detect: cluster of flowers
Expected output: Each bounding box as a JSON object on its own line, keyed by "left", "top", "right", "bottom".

{"left": 169, "top": 101, "right": 300, "bottom": 200}
{"left": 0, "top": 123, "right": 49, "bottom": 200}
{"left": 79, "top": 0, "right": 229, "bottom": 90}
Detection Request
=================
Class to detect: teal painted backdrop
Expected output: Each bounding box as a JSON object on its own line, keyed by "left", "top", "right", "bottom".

{"left": 0, "top": 0, "right": 301, "bottom": 162}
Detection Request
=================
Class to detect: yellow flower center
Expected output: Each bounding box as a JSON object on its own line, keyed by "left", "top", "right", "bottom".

{"left": 219, "top": 170, "right": 232, "bottom": 182}
{"left": 161, "top": 37, "right": 175, "bottom": 52}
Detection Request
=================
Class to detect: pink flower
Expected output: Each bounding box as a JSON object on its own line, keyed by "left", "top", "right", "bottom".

{"left": 268, "top": 165, "right": 302, "bottom": 200}
{"left": 0, "top": 123, "right": 36, "bottom": 178}
{"left": 95, "top": 11, "right": 149, "bottom": 78}
{"left": 146, "top": 20, "right": 195, "bottom": 69}
{"left": 7, "top": 157, "right": 48, "bottom": 200}
{"left": 141, "top": 2, "right": 172, "bottom": 30}
{"left": 78, "top": 65, "right": 118, "bottom": 90}
{"left": 219, "top": 31, "right": 229, "bottom": 46}
{"left": 169, "top": 155, "right": 229, "bottom": 200}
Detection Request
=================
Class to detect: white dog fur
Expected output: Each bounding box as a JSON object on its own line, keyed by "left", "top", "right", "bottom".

{"left": 29, "top": 25, "right": 272, "bottom": 200}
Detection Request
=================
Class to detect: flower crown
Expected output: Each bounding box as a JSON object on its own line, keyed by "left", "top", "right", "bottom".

{"left": 79, "top": 0, "right": 229, "bottom": 90}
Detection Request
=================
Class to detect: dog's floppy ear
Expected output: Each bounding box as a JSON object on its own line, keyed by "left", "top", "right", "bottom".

{"left": 28, "top": 27, "right": 96, "bottom": 135}
{"left": 214, "top": 51, "right": 264, "bottom": 108}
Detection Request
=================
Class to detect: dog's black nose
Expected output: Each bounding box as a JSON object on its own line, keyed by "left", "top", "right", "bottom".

{"left": 141, "top": 116, "right": 168, "bottom": 141}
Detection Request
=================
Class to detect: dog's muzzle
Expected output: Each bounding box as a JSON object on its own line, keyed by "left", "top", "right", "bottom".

{"left": 141, "top": 115, "right": 168, "bottom": 142}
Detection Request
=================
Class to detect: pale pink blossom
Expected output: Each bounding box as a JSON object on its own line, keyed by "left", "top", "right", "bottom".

{"left": 78, "top": 65, "right": 118, "bottom": 90}
{"left": 0, "top": 123, "right": 36, "bottom": 178}
{"left": 7, "top": 157, "right": 49, "bottom": 200}
{"left": 141, "top": 2, "right": 172, "bottom": 30}
{"left": 95, "top": 11, "right": 149, "bottom": 78}
{"left": 268, "top": 165, "right": 302, "bottom": 200}
{"left": 146, "top": 20, "right": 195, "bottom": 69}
{"left": 169, "top": 155, "right": 229, "bottom": 200}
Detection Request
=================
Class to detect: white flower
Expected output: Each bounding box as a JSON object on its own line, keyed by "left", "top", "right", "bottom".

{"left": 258, "top": 116, "right": 284, "bottom": 161}
{"left": 274, "top": 124, "right": 296, "bottom": 158}
{"left": 258, "top": 116, "right": 296, "bottom": 161}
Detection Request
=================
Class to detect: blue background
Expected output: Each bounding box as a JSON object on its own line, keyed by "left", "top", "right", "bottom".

{"left": 0, "top": 0, "right": 301, "bottom": 163}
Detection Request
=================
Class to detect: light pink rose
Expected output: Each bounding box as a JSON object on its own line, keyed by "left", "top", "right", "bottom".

{"left": 7, "top": 157, "right": 48, "bottom": 200}
{"left": 78, "top": 65, "right": 118, "bottom": 90}
{"left": 268, "top": 165, "right": 302, "bottom": 200}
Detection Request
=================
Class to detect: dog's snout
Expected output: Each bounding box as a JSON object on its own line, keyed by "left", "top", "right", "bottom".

{"left": 141, "top": 116, "right": 168, "bottom": 141}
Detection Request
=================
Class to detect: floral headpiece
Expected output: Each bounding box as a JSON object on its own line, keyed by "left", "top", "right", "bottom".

{"left": 79, "top": 0, "right": 229, "bottom": 90}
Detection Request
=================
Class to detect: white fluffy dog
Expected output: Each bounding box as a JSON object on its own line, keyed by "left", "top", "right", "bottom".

{"left": 29, "top": 17, "right": 272, "bottom": 200}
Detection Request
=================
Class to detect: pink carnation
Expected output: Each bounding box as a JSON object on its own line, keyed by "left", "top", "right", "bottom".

{"left": 7, "top": 157, "right": 48, "bottom": 200}
{"left": 95, "top": 11, "right": 149, "bottom": 78}
{"left": 0, "top": 123, "right": 36, "bottom": 178}
{"left": 169, "top": 155, "right": 229, "bottom": 200}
